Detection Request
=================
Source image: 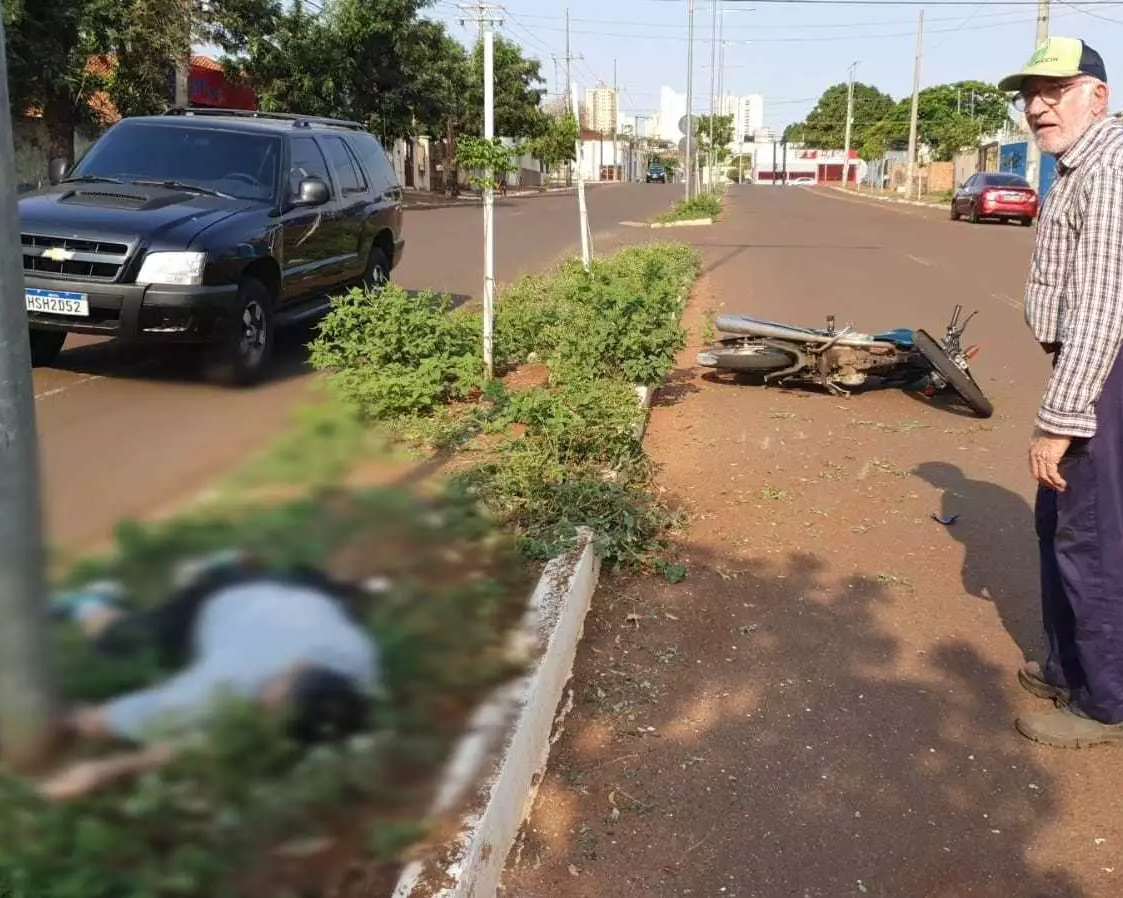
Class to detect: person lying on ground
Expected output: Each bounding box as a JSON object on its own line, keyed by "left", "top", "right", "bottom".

{"left": 37, "top": 552, "right": 381, "bottom": 801}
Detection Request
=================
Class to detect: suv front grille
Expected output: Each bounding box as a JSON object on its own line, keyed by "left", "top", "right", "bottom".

{"left": 21, "top": 233, "right": 130, "bottom": 282}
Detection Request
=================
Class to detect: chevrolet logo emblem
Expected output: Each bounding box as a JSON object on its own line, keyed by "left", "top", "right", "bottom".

{"left": 44, "top": 247, "right": 75, "bottom": 262}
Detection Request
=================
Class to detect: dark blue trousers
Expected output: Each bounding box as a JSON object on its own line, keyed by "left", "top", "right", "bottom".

{"left": 1036, "top": 349, "right": 1123, "bottom": 724}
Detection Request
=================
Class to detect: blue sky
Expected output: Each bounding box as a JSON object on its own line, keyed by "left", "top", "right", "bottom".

{"left": 426, "top": 0, "right": 1123, "bottom": 131}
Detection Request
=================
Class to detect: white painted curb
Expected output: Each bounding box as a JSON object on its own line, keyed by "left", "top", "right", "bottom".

{"left": 620, "top": 217, "right": 715, "bottom": 229}
{"left": 651, "top": 217, "right": 714, "bottom": 228}
{"left": 392, "top": 530, "right": 601, "bottom": 898}
{"left": 829, "top": 185, "right": 945, "bottom": 210}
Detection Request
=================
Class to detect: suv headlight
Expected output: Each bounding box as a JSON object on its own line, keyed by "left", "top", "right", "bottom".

{"left": 136, "top": 251, "right": 206, "bottom": 286}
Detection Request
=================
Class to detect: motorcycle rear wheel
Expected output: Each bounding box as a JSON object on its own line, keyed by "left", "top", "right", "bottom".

{"left": 703, "top": 341, "right": 796, "bottom": 372}
{"left": 913, "top": 329, "right": 993, "bottom": 419}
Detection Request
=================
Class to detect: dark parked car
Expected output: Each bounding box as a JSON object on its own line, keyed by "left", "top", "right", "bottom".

{"left": 21, "top": 107, "right": 404, "bottom": 386}
{"left": 646, "top": 163, "right": 667, "bottom": 183}
{"left": 950, "top": 172, "right": 1037, "bottom": 226}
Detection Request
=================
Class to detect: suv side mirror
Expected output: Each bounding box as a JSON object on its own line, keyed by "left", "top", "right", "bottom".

{"left": 293, "top": 177, "right": 329, "bottom": 207}
{"left": 48, "top": 158, "right": 69, "bottom": 185}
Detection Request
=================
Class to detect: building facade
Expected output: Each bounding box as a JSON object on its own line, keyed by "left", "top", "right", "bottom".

{"left": 718, "top": 93, "right": 764, "bottom": 146}
{"left": 583, "top": 86, "right": 619, "bottom": 134}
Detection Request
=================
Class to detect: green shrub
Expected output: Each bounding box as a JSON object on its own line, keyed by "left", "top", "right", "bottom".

{"left": 550, "top": 246, "right": 696, "bottom": 385}
{"left": 658, "top": 192, "right": 722, "bottom": 223}
{"left": 310, "top": 285, "right": 483, "bottom": 420}
{"left": 494, "top": 262, "right": 586, "bottom": 365}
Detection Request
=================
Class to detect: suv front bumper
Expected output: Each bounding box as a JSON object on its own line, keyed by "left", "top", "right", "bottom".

{"left": 24, "top": 275, "right": 239, "bottom": 342}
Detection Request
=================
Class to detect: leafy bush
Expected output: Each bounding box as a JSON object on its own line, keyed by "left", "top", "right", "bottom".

{"left": 6, "top": 486, "right": 531, "bottom": 898}
{"left": 658, "top": 192, "right": 722, "bottom": 223}
{"left": 310, "top": 284, "right": 483, "bottom": 420}
{"left": 550, "top": 246, "right": 696, "bottom": 385}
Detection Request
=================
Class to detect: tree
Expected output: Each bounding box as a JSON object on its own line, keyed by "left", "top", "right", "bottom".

{"left": 785, "top": 82, "right": 896, "bottom": 151}
{"left": 3, "top": 0, "right": 119, "bottom": 159}
{"left": 694, "top": 113, "right": 734, "bottom": 164}
{"left": 523, "top": 113, "right": 578, "bottom": 176}
{"left": 461, "top": 34, "right": 547, "bottom": 140}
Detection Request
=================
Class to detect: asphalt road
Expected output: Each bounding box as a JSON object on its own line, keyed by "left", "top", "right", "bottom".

{"left": 505, "top": 187, "right": 1122, "bottom": 898}
{"left": 30, "top": 183, "right": 681, "bottom": 554}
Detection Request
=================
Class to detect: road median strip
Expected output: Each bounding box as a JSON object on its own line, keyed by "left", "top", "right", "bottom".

{"left": 19, "top": 243, "right": 700, "bottom": 897}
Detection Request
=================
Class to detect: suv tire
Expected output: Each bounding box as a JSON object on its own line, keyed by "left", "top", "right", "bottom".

{"left": 29, "top": 330, "right": 66, "bottom": 367}
{"left": 202, "top": 277, "right": 275, "bottom": 387}
{"left": 362, "top": 246, "right": 391, "bottom": 291}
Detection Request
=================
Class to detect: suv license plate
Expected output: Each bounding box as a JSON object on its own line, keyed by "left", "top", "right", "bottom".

{"left": 26, "top": 288, "right": 89, "bottom": 317}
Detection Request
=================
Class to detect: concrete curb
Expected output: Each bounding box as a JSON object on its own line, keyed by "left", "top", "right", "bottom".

{"left": 829, "top": 185, "right": 945, "bottom": 210}
{"left": 392, "top": 530, "right": 601, "bottom": 898}
{"left": 621, "top": 217, "right": 714, "bottom": 229}
{"left": 633, "top": 384, "right": 655, "bottom": 441}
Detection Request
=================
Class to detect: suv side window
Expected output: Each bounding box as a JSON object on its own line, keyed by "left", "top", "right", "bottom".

{"left": 346, "top": 132, "right": 399, "bottom": 196}
{"left": 289, "top": 137, "right": 333, "bottom": 197}
{"left": 321, "top": 135, "right": 367, "bottom": 195}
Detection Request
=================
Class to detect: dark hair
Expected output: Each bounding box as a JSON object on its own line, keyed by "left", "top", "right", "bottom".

{"left": 286, "top": 666, "right": 371, "bottom": 745}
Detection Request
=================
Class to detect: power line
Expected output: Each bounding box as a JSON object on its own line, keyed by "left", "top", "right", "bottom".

{"left": 635, "top": 0, "right": 1122, "bottom": 5}
{"left": 504, "top": 5, "right": 1041, "bottom": 30}
{"left": 1059, "top": 0, "right": 1123, "bottom": 23}
{"left": 513, "top": 11, "right": 1081, "bottom": 43}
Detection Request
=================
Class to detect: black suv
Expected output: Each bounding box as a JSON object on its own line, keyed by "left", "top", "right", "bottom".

{"left": 646, "top": 163, "right": 667, "bottom": 183}
{"left": 21, "top": 108, "right": 405, "bottom": 385}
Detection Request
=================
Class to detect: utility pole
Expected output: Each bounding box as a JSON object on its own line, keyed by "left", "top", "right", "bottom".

{"left": 174, "top": 0, "right": 193, "bottom": 107}
{"left": 560, "top": 9, "right": 583, "bottom": 187}
{"left": 571, "top": 80, "right": 592, "bottom": 271}
{"left": 708, "top": 0, "right": 718, "bottom": 192}
{"left": 905, "top": 9, "right": 924, "bottom": 202}
{"left": 841, "top": 61, "right": 858, "bottom": 190}
{"left": 460, "top": 2, "right": 504, "bottom": 378}
{"left": 613, "top": 59, "right": 619, "bottom": 181}
{"left": 685, "top": 0, "right": 697, "bottom": 201}
{"left": 0, "top": 10, "right": 59, "bottom": 771}
{"left": 1026, "top": 0, "right": 1050, "bottom": 191}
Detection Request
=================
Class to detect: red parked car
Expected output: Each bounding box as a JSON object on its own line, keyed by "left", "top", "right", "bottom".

{"left": 950, "top": 172, "right": 1038, "bottom": 226}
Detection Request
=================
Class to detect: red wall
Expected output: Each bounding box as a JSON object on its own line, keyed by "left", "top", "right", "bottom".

{"left": 189, "top": 66, "right": 256, "bottom": 110}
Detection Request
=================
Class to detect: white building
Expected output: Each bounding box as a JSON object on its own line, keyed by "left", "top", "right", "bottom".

{"left": 717, "top": 93, "right": 765, "bottom": 147}
{"left": 583, "top": 86, "right": 618, "bottom": 134}
{"left": 657, "top": 86, "right": 688, "bottom": 144}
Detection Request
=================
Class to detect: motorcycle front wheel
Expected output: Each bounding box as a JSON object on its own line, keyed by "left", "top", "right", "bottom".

{"left": 913, "top": 329, "right": 993, "bottom": 419}
{"left": 699, "top": 341, "right": 797, "bottom": 373}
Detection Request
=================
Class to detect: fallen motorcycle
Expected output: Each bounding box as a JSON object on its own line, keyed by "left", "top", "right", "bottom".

{"left": 696, "top": 304, "right": 993, "bottom": 419}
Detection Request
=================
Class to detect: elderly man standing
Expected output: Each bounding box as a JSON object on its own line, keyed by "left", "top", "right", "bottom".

{"left": 998, "top": 38, "right": 1123, "bottom": 747}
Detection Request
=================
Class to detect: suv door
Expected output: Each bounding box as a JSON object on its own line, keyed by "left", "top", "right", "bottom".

{"left": 319, "top": 134, "right": 371, "bottom": 281}
{"left": 281, "top": 136, "right": 342, "bottom": 302}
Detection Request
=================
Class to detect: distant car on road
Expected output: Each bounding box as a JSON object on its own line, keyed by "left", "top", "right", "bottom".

{"left": 950, "top": 172, "right": 1037, "bottom": 226}
{"left": 646, "top": 163, "right": 667, "bottom": 183}
{"left": 788, "top": 175, "right": 816, "bottom": 186}
{"left": 21, "top": 107, "right": 405, "bottom": 386}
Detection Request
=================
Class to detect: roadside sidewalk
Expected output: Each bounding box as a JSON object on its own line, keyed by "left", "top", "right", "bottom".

{"left": 503, "top": 189, "right": 1122, "bottom": 898}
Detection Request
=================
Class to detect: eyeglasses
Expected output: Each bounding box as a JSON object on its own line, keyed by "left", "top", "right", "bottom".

{"left": 1013, "top": 80, "right": 1087, "bottom": 112}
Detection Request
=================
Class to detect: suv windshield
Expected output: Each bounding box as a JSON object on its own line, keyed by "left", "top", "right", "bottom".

{"left": 71, "top": 122, "right": 281, "bottom": 202}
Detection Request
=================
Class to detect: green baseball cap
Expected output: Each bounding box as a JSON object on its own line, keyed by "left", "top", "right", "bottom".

{"left": 999, "top": 36, "right": 1107, "bottom": 92}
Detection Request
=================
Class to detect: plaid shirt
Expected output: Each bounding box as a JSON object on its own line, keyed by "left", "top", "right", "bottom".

{"left": 1026, "top": 116, "right": 1123, "bottom": 438}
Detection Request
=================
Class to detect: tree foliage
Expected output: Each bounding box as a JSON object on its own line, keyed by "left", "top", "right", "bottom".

{"left": 788, "top": 79, "right": 1013, "bottom": 163}
{"left": 523, "top": 114, "right": 578, "bottom": 173}
{"left": 693, "top": 113, "right": 735, "bottom": 165}
{"left": 783, "top": 82, "right": 896, "bottom": 151}
{"left": 459, "top": 34, "right": 547, "bottom": 140}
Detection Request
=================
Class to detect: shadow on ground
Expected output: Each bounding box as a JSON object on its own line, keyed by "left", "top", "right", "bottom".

{"left": 506, "top": 533, "right": 1077, "bottom": 898}
{"left": 913, "top": 461, "right": 1043, "bottom": 665}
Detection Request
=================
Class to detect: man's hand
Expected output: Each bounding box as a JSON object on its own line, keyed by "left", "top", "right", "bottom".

{"left": 1029, "top": 428, "right": 1073, "bottom": 491}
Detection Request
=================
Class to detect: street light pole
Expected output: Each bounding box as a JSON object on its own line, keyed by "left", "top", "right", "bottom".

{"left": 841, "top": 61, "right": 858, "bottom": 190}
{"left": 1026, "top": 0, "right": 1050, "bottom": 190}
{"left": 685, "top": 0, "right": 696, "bottom": 201}
{"left": 707, "top": 0, "right": 718, "bottom": 192}
{"left": 905, "top": 9, "right": 924, "bottom": 202}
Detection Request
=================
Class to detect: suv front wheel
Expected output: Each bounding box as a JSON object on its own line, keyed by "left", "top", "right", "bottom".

{"left": 202, "top": 277, "right": 275, "bottom": 387}
{"left": 362, "top": 246, "right": 391, "bottom": 291}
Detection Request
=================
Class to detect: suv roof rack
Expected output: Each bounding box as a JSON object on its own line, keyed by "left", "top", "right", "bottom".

{"left": 163, "top": 106, "right": 366, "bottom": 132}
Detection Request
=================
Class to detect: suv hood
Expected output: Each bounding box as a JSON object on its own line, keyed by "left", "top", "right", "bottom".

{"left": 19, "top": 184, "right": 260, "bottom": 248}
